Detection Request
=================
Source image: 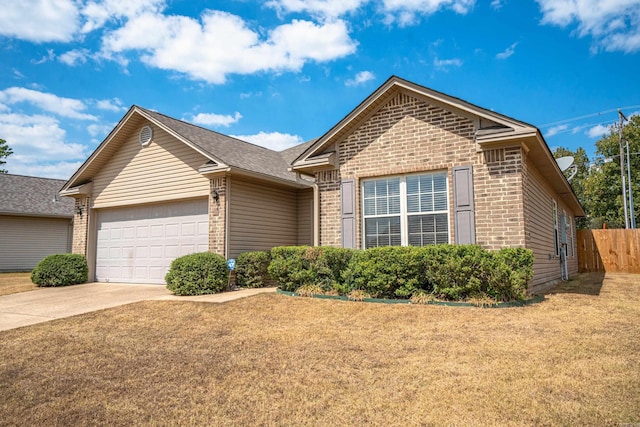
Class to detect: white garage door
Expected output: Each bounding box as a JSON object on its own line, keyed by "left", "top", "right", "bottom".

{"left": 96, "top": 199, "right": 208, "bottom": 284}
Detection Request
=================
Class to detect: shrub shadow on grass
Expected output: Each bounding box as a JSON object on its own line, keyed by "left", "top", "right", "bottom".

{"left": 544, "top": 272, "right": 605, "bottom": 296}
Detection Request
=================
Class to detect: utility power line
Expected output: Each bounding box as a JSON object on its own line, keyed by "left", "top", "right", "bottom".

{"left": 540, "top": 104, "right": 640, "bottom": 128}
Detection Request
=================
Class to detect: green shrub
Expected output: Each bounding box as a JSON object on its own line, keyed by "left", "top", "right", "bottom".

{"left": 165, "top": 252, "right": 228, "bottom": 296}
{"left": 267, "top": 244, "right": 534, "bottom": 302}
{"left": 342, "top": 246, "right": 427, "bottom": 299}
{"left": 268, "top": 246, "right": 354, "bottom": 292}
{"left": 31, "top": 254, "right": 88, "bottom": 287}
{"left": 486, "top": 248, "right": 534, "bottom": 301}
{"left": 236, "top": 251, "right": 271, "bottom": 288}
{"left": 423, "top": 245, "right": 489, "bottom": 300}
{"left": 268, "top": 246, "right": 311, "bottom": 292}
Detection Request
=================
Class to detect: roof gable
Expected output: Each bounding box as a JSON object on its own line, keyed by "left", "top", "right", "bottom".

{"left": 292, "top": 76, "right": 536, "bottom": 167}
{"left": 62, "top": 106, "right": 308, "bottom": 193}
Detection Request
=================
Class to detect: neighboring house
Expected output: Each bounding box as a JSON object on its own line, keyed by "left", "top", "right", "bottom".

{"left": 61, "top": 76, "right": 584, "bottom": 291}
{"left": 0, "top": 174, "right": 74, "bottom": 271}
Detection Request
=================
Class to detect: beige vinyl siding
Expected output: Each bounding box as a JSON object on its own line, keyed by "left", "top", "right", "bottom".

{"left": 92, "top": 123, "right": 210, "bottom": 208}
{"left": 523, "top": 162, "right": 579, "bottom": 289}
{"left": 297, "top": 189, "right": 313, "bottom": 245}
{"left": 0, "top": 215, "right": 72, "bottom": 271}
{"left": 228, "top": 179, "right": 298, "bottom": 258}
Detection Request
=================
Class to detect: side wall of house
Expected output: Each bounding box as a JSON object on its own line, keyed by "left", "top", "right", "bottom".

{"left": 227, "top": 178, "right": 299, "bottom": 258}
{"left": 523, "top": 159, "right": 579, "bottom": 291}
{"left": 297, "top": 188, "right": 314, "bottom": 246}
{"left": 316, "top": 91, "right": 526, "bottom": 251}
{"left": 0, "top": 215, "right": 73, "bottom": 271}
{"left": 91, "top": 123, "right": 210, "bottom": 209}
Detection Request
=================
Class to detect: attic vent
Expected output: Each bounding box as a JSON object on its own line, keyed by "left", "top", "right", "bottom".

{"left": 139, "top": 125, "right": 153, "bottom": 146}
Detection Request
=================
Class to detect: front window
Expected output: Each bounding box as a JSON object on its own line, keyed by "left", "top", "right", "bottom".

{"left": 362, "top": 173, "right": 449, "bottom": 249}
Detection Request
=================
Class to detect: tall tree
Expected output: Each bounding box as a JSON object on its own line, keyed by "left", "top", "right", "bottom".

{"left": 0, "top": 138, "right": 13, "bottom": 174}
{"left": 583, "top": 115, "right": 640, "bottom": 229}
{"left": 553, "top": 146, "right": 590, "bottom": 228}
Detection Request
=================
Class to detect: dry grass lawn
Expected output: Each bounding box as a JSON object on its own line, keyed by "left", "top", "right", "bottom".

{"left": 1, "top": 273, "right": 639, "bottom": 426}
{"left": 0, "top": 272, "right": 37, "bottom": 296}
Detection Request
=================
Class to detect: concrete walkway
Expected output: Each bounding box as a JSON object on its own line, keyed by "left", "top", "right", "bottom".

{"left": 0, "top": 283, "right": 276, "bottom": 332}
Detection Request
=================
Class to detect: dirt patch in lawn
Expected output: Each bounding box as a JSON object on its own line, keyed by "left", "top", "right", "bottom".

{"left": 0, "top": 273, "right": 638, "bottom": 426}
{"left": 0, "top": 272, "right": 37, "bottom": 296}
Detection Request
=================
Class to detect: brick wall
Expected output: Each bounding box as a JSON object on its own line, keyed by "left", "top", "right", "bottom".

{"left": 474, "top": 147, "right": 526, "bottom": 250}
{"left": 209, "top": 177, "right": 227, "bottom": 256}
{"left": 316, "top": 90, "right": 526, "bottom": 250}
{"left": 315, "top": 170, "right": 341, "bottom": 246}
{"left": 71, "top": 197, "right": 90, "bottom": 255}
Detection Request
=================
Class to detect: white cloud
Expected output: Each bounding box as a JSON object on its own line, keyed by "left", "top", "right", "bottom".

{"left": 266, "top": 0, "right": 366, "bottom": 20}
{"left": 0, "top": 113, "right": 90, "bottom": 179}
{"left": 491, "top": 0, "right": 505, "bottom": 9}
{"left": 345, "top": 71, "right": 375, "bottom": 86}
{"left": 95, "top": 98, "right": 126, "bottom": 112}
{"left": 496, "top": 42, "right": 518, "bottom": 59}
{"left": 100, "top": 11, "right": 357, "bottom": 84}
{"left": 58, "top": 49, "right": 91, "bottom": 66}
{"left": 433, "top": 57, "right": 463, "bottom": 70}
{"left": 0, "top": 0, "right": 79, "bottom": 43}
{"left": 0, "top": 0, "right": 165, "bottom": 44}
{"left": 231, "top": 131, "right": 304, "bottom": 151}
{"left": 382, "top": 0, "right": 476, "bottom": 26}
{"left": 0, "top": 87, "right": 97, "bottom": 120}
{"left": 12, "top": 69, "right": 26, "bottom": 79}
{"left": 545, "top": 124, "right": 568, "bottom": 137}
{"left": 586, "top": 124, "right": 610, "bottom": 138}
{"left": 189, "top": 112, "right": 243, "bottom": 128}
{"left": 80, "top": 0, "right": 166, "bottom": 33}
{"left": 32, "top": 49, "right": 56, "bottom": 65}
{"left": 536, "top": 0, "right": 640, "bottom": 53}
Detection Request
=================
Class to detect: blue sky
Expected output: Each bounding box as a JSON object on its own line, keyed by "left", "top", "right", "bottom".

{"left": 1, "top": 0, "right": 639, "bottom": 179}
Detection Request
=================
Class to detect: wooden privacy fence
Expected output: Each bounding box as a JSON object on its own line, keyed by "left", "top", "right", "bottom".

{"left": 577, "top": 229, "right": 640, "bottom": 273}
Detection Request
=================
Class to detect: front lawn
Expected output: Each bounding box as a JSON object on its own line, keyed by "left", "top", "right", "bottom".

{"left": 0, "top": 272, "right": 36, "bottom": 296}
{"left": 0, "top": 273, "right": 638, "bottom": 425}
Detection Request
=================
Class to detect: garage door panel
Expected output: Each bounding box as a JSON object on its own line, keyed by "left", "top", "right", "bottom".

{"left": 96, "top": 199, "right": 208, "bottom": 284}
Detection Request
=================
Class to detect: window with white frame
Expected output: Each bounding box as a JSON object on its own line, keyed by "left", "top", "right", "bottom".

{"left": 362, "top": 173, "right": 449, "bottom": 249}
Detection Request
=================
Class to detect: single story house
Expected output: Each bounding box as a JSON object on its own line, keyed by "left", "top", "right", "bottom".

{"left": 0, "top": 174, "right": 74, "bottom": 271}
{"left": 61, "top": 76, "right": 584, "bottom": 291}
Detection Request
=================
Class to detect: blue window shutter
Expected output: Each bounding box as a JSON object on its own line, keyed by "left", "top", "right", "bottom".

{"left": 453, "top": 166, "right": 476, "bottom": 244}
{"left": 341, "top": 179, "right": 356, "bottom": 248}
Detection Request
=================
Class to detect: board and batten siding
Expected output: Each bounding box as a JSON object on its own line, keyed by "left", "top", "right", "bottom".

{"left": 91, "top": 123, "right": 210, "bottom": 208}
{"left": 228, "top": 179, "right": 299, "bottom": 258}
{"left": 297, "top": 189, "right": 313, "bottom": 246}
{"left": 0, "top": 215, "right": 72, "bottom": 271}
{"left": 523, "top": 161, "right": 578, "bottom": 290}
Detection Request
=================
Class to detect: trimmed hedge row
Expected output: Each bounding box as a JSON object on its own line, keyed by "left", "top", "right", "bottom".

{"left": 165, "top": 245, "right": 534, "bottom": 301}
{"left": 239, "top": 245, "right": 533, "bottom": 302}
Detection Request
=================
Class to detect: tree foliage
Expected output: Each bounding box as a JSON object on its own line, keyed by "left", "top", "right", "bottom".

{"left": 555, "top": 115, "right": 640, "bottom": 229}
{"left": 0, "top": 138, "right": 12, "bottom": 174}
{"left": 584, "top": 115, "right": 640, "bottom": 229}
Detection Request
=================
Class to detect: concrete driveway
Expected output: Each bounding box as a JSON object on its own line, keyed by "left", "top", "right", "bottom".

{"left": 0, "top": 283, "right": 276, "bottom": 331}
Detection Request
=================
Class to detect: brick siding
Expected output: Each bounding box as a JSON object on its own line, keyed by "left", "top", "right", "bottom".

{"left": 317, "top": 90, "right": 526, "bottom": 250}
{"left": 209, "top": 177, "right": 227, "bottom": 256}
{"left": 71, "top": 197, "right": 90, "bottom": 255}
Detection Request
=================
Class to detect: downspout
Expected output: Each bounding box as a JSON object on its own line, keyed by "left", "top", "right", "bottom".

{"left": 296, "top": 172, "right": 320, "bottom": 246}
{"left": 313, "top": 181, "right": 320, "bottom": 246}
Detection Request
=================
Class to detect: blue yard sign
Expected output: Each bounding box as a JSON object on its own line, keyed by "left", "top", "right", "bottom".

{"left": 226, "top": 258, "right": 236, "bottom": 271}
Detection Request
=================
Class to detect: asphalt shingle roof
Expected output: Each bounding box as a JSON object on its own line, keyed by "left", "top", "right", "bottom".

{"left": 139, "top": 107, "right": 307, "bottom": 183}
{"left": 0, "top": 174, "right": 74, "bottom": 217}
